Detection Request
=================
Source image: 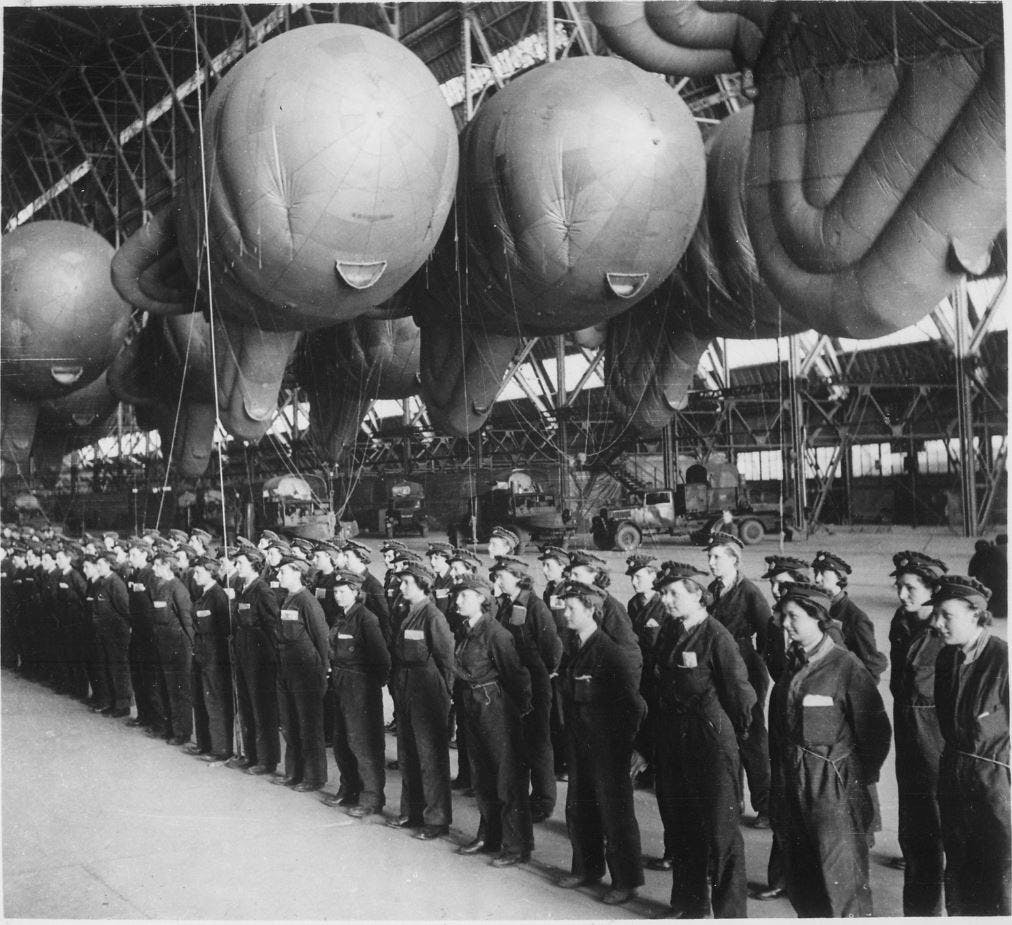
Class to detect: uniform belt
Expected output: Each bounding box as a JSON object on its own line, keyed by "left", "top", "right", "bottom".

{"left": 794, "top": 744, "right": 853, "bottom": 787}
{"left": 956, "top": 750, "right": 1011, "bottom": 771}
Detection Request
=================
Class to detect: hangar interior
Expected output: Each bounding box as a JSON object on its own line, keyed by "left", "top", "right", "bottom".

{"left": 1, "top": 2, "right": 1006, "bottom": 541}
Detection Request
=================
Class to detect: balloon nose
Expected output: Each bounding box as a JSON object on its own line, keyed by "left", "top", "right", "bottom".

{"left": 335, "top": 259, "right": 387, "bottom": 290}
{"left": 50, "top": 365, "right": 84, "bottom": 385}
{"left": 605, "top": 272, "right": 649, "bottom": 299}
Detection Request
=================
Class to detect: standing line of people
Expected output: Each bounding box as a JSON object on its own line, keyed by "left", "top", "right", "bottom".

{"left": 1, "top": 522, "right": 1008, "bottom": 917}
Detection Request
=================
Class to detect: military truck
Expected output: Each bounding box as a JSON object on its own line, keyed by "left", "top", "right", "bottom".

{"left": 448, "top": 469, "right": 575, "bottom": 551}
{"left": 591, "top": 461, "right": 787, "bottom": 551}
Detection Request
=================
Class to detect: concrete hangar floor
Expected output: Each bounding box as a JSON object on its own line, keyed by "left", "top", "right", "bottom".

{"left": 3, "top": 527, "right": 1004, "bottom": 919}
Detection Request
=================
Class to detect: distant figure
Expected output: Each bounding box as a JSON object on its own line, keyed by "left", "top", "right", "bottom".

{"left": 968, "top": 537, "right": 1007, "bottom": 620}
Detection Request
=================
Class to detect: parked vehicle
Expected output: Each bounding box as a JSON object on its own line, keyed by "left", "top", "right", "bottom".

{"left": 591, "top": 462, "right": 787, "bottom": 551}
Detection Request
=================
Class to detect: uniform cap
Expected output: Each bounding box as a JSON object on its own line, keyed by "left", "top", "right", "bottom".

{"left": 654, "top": 561, "right": 710, "bottom": 589}
{"left": 96, "top": 550, "right": 119, "bottom": 565}
{"left": 342, "top": 540, "right": 372, "bottom": 563}
{"left": 236, "top": 535, "right": 257, "bottom": 549}
{"left": 175, "top": 544, "right": 198, "bottom": 559}
{"left": 489, "top": 526, "right": 520, "bottom": 549}
{"left": 392, "top": 550, "right": 422, "bottom": 566}
{"left": 190, "top": 528, "right": 212, "bottom": 543}
{"left": 452, "top": 573, "right": 493, "bottom": 597}
{"left": 426, "top": 542, "right": 455, "bottom": 558}
{"left": 380, "top": 539, "right": 408, "bottom": 554}
{"left": 192, "top": 556, "right": 219, "bottom": 571}
{"left": 761, "top": 555, "right": 811, "bottom": 580}
{"left": 625, "top": 554, "right": 658, "bottom": 576}
{"left": 332, "top": 569, "right": 364, "bottom": 590}
{"left": 538, "top": 545, "right": 570, "bottom": 565}
{"left": 102, "top": 531, "right": 120, "bottom": 540}
{"left": 448, "top": 547, "right": 480, "bottom": 569}
{"left": 777, "top": 580, "right": 832, "bottom": 609}
{"left": 260, "top": 530, "right": 282, "bottom": 544}
{"left": 168, "top": 529, "right": 189, "bottom": 543}
{"left": 812, "top": 551, "right": 851, "bottom": 576}
{"left": 567, "top": 549, "right": 606, "bottom": 569}
{"left": 398, "top": 560, "right": 435, "bottom": 587}
{"left": 279, "top": 557, "right": 310, "bottom": 576}
{"left": 890, "top": 550, "right": 948, "bottom": 581}
{"left": 291, "top": 537, "right": 315, "bottom": 554}
{"left": 705, "top": 530, "right": 744, "bottom": 551}
{"left": 489, "top": 557, "right": 528, "bottom": 578}
{"left": 929, "top": 574, "right": 991, "bottom": 607}
{"left": 234, "top": 546, "right": 265, "bottom": 566}
{"left": 266, "top": 539, "right": 292, "bottom": 555}
{"left": 556, "top": 580, "right": 605, "bottom": 606}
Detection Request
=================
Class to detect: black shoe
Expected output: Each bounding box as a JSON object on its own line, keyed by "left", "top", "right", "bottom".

{"left": 457, "top": 838, "right": 487, "bottom": 855}
{"left": 414, "top": 824, "right": 448, "bottom": 840}
{"left": 109, "top": 707, "right": 131, "bottom": 718}
{"left": 451, "top": 777, "right": 471, "bottom": 791}
{"left": 557, "top": 874, "right": 601, "bottom": 889}
{"left": 183, "top": 743, "right": 208, "bottom": 755}
{"left": 97, "top": 705, "right": 115, "bottom": 715}
{"left": 386, "top": 759, "right": 399, "bottom": 771}
{"left": 198, "top": 753, "right": 231, "bottom": 764}
{"left": 226, "top": 756, "right": 254, "bottom": 770}
{"left": 144, "top": 727, "right": 168, "bottom": 739}
{"left": 167, "top": 735, "right": 189, "bottom": 746}
{"left": 385, "top": 815, "right": 420, "bottom": 829}
{"left": 269, "top": 775, "right": 300, "bottom": 787}
{"left": 555, "top": 770, "right": 569, "bottom": 782}
{"left": 384, "top": 720, "right": 397, "bottom": 733}
{"left": 345, "top": 804, "right": 382, "bottom": 819}
{"left": 750, "top": 813, "right": 771, "bottom": 830}
{"left": 245, "top": 764, "right": 276, "bottom": 776}
{"left": 293, "top": 781, "right": 322, "bottom": 793}
{"left": 490, "top": 852, "right": 528, "bottom": 868}
{"left": 602, "top": 888, "right": 636, "bottom": 905}
{"left": 646, "top": 856, "right": 674, "bottom": 872}
{"left": 750, "top": 886, "right": 785, "bottom": 901}
{"left": 125, "top": 717, "right": 145, "bottom": 727}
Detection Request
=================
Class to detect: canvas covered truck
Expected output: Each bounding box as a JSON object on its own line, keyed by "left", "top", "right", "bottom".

{"left": 591, "top": 462, "right": 787, "bottom": 551}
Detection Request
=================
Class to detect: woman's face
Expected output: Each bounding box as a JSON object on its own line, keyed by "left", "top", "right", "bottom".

{"left": 542, "top": 558, "right": 564, "bottom": 582}
{"left": 569, "top": 564, "right": 597, "bottom": 586}
{"left": 455, "top": 588, "right": 484, "bottom": 619}
{"left": 563, "top": 596, "right": 595, "bottom": 633}
{"left": 781, "top": 600, "right": 824, "bottom": 649}
{"left": 630, "top": 567, "right": 656, "bottom": 595}
{"left": 931, "top": 598, "right": 983, "bottom": 648}
{"left": 814, "top": 568, "right": 842, "bottom": 596}
{"left": 707, "top": 545, "right": 738, "bottom": 582}
{"left": 895, "top": 573, "right": 932, "bottom": 614}
{"left": 769, "top": 571, "right": 793, "bottom": 601}
{"left": 661, "top": 580, "right": 701, "bottom": 620}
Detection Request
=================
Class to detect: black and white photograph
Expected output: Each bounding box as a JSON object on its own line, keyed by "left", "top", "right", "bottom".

{"left": 0, "top": 1, "right": 1008, "bottom": 918}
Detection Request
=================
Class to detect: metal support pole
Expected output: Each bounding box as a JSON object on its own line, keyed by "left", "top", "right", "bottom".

{"left": 953, "top": 280, "right": 978, "bottom": 537}
{"left": 788, "top": 335, "right": 808, "bottom": 533}
{"left": 462, "top": 6, "right": 474, "bottom": 123}
{"left": 545, "top": 0, "right": 555, "bottom": 62}
{"left": 556, "top": 335, "right": 567, "bottom": 504}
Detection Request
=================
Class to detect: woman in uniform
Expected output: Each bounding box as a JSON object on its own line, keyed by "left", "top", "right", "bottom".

{"left": 453, "top": 573, "right": 533, "bottom": 866}
{"left": 888, "top": 550, "right": 947, "bottom": 915}
{"left": 705, "top": 531, "right": 772, "bottom": 826}
{"left": 272, "top": 558, "right": 330, "bottom": 792}
{"left": 556, "top": 581, "right": 645, "bottom": 906}
{"left": 931, "top": 574, "right": 1010, "bottom": 916}
{"left": 770, "top": 582, "right": 892, "bottom": 917}
{"left": 652, "top": 561, "right": 755, "bottom": 918}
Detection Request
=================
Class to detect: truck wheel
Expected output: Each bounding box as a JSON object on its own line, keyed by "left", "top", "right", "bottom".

{"left": 614, "top": 523, "right": 642, "bottom": 552}
{"left": 737, "top": 518, "right": 764, "bottom": 545}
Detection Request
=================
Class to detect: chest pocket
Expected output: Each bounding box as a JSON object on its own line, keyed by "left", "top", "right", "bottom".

{"left": 195, "top": 608, "right": 214, "bottom": 632}
{"left": 400, "top": 627, "right": 429, "bottom": 664}
{"left": 801, "top": 693, "right": 844, "bottom": 747}
{"left": 509, "top": 605, "right": 527, "bottom": 627}
{"left": 235, "top": 602, "right": 255, "bottom": 627}
{"left": 279, "top": 608, "right": 306, "bottom": 641}
{"left": 333, "top": 632, "right": 357, "bottom": 659}
{"left": 314, "top": 588, "right": 328, "bottom": 600}
{"left": 573, "top": 674, "right": 593, "bottom": 704}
